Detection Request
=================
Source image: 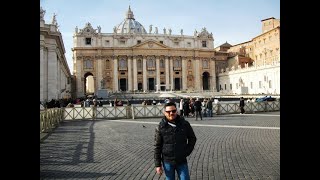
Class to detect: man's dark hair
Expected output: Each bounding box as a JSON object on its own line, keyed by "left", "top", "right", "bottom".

{"left": 164, "top": 101, "right": 176, "bottom": 108}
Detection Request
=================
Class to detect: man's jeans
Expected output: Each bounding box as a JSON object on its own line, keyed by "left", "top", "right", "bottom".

{"left": 163, "top": 162, "right": 190, "bottom": 180}
{"left": 207, "top": 109, "right": 213, "bottom": 117}
{"left": 195, "top": 110, "right": 202, "bottom": 120}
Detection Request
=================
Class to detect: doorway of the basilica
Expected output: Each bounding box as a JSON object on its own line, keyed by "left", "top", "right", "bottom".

{"left": 174, "top": 78, "right": 181, "bottom": 90}
{"left": 148, "top": 78, "right": 155, "bottom": 91}
{"left": 202, "top": 72, "right": 210, "bottom": 90}
{"left": 160, "top": 82, "right": 165, "bottom": 91}
{"left": 138, "top": 83, "right": 143, "bottom": 91}
{"left": 120, "top": 78, "right": 127, "bottom": 91}
{"left": 84, "top": 72, "right": 94, "bottom": 96}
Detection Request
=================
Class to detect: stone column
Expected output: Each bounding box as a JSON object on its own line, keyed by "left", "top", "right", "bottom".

{"left": 133, "top": 56, "right": 138, "bottom": 91}
{"left": 170, "top": 57, "right": 174, "bottom": 91}
{"left": 128, "top": 56, "right": 133, "bottom": 91}
{"left": 40, "top": 44, "right": 47, "bottom": 101}
{"left": 210, "top": 58, "right": 217, "bottom": 91}
{"left": 97, "top": 58, "right": 103, "bottom": 90}
{"left": 195, "top": 57, "right": 201, "bottom": 91}
{"left": 113, "top": 56, "right": 118, "bottom": 92}
{"left": 93, "top": 77, "right": 97, "bottom": 93}
{"left": 76, "top": 56, "right": 84, "bottom": 97}
{"left": 165, "top": 56, "right": 169, "bottom": 90}
{"left": 47, "top": 45, "right": 58, "bottom": 100}
{"left": 143, "top": 56, "right": 147, "bottom": 91}
{"left": 182, "top": 57, "right": 187, "bottom": 91}
{"left": 156, "top": 56, "right": 160, "bottom": 92}
{"left": 57, "top": 59, "right": 61, "bottom": 99}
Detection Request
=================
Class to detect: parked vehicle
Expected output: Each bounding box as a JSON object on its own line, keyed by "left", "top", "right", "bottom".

{"left": 255, "top": 96, "right": 276, "bottom": 102}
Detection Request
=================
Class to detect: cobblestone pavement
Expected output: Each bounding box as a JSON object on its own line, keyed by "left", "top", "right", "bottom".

{"left": 40, "top": 112, "right": 280, "bottom": 180}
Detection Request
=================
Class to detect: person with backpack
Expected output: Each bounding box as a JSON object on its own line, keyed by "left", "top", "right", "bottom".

{"left": 154, "top": 102, "right": 197, "bottom": 180}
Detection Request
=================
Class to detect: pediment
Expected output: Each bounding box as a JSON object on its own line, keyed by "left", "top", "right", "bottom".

{"left": 132, "top": 40, "right": 169, "bottom": 49}
{"left": 79, "top": 22, "right": 98, "bottom": 36}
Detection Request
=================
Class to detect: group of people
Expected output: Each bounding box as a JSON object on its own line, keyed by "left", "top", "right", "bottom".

{"left": 178, "top": 97, "right": 214, "bottom": 120}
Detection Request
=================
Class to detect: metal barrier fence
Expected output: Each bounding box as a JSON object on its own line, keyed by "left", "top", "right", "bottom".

{"left": 40, "top": 108, "right": 64, "bottom": 133}
{"left": 213, "top": 101, "right": 280, "bottom": 115}
{"left": 40, "top": 101, "right": 280, "bottom": 134}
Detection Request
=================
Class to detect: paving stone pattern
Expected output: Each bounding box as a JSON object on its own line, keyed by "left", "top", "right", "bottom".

{"left": 40, "top": 112, "right": 280, "bottom": 180}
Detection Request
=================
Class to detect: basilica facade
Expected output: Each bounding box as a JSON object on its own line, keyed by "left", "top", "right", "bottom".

{"left": 72, "top": 6, "right": 218, "bottom": 97}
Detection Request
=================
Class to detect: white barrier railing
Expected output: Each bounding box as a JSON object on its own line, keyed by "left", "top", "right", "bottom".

{"left": 40, "top": 101, "right": 280, "bottom": 134}
{"left": 40, "top": 108, "right": 64, "bottom": 133}
{"left": 62, "top": 101, "right": 280, "bottom": 120}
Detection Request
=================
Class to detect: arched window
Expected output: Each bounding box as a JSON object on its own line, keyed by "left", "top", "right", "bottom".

{"left": 188, "top": 60, "right": 192, "bottom": 68}
{"left": 202, "top": 59, "right": 209, "bottom": 69}
{"left": 84, "top": 60, "right": 93, "bottom": 69}
{"left": 119, "top": 58, "right": 127, "bottom": 70}
{"left": 147, "top": 57, "right": 155, "bottom": 68}
{"left": 174, "top": 59, "right": 181, "bottom": 68}
{"left": 160, "top": 59, "right": 165, "bottom": 68}
{"left": 137, "top": 59, "right": 142, "bottom": 70}
{"left": 105, "top": 60, "right": 110, "bottom": 69}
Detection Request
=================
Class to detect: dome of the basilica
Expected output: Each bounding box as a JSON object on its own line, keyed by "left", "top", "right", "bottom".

{"left": 115, "top": 6, "right": 147, "bottom": 34}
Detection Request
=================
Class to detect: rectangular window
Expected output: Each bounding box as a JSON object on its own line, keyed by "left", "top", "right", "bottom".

{"left": 187, "top": 42, "right": 191, "bottom": 47}
{"left": 230, "top": 84, "right": 232, "bottom": 90}
{"left": 137, "top": 40, "right": 141, "bottom": 44}
{"left": 202, "top": 60, "right": 209, "bottom": 69}
{"left": 84, "top": 60, "right": 93, "bottom": 69}
{"left": 160, "top": 41, "right": 163, "bottom": 44}
{"left": 224, "top": 84, "right": 226, "bottom": 90}
{"left": 105, "top": 60, "right": 110, "bottom": 69}
{"left": 120, "top": 40, "right": 125, "bottom": 45}
{"left": 160, "top": 59, "right": 165, "bottom": 68}
{"left": 250, "top": 82, "right": 253, "bottom": 89}
{"left": 202, "top": 41, "right": 207, "bottom": 47}
{"left": 160, "top": 72, "right": 164, "bottom": 75}
{"left": 137, "top": 60, "right": 142, "bottom": 70}
{"left": 269, "top": 80, "right": 272, "bottom": 88}
{"left": 259, "top": 81, "right": 262, "bottom": 88}
{"left": 105, "top": 40, "right": 110, "bottom": 46}
{"left": 85, "top": 38, "right": 91, "bottom": 45}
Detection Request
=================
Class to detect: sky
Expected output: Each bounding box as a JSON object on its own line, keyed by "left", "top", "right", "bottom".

{"left": 40, "top": 0, "right": 280, "bottom": 75}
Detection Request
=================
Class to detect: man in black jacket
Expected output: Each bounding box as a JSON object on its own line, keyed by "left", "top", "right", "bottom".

{"left": 154, "top": 102, "right": 197, "bottom": 180}
{"left": 240, "top": 97, "right": 245, "bottom": 114}
{"left": 194, "top": 98, "right": 203, "bottom": 120}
